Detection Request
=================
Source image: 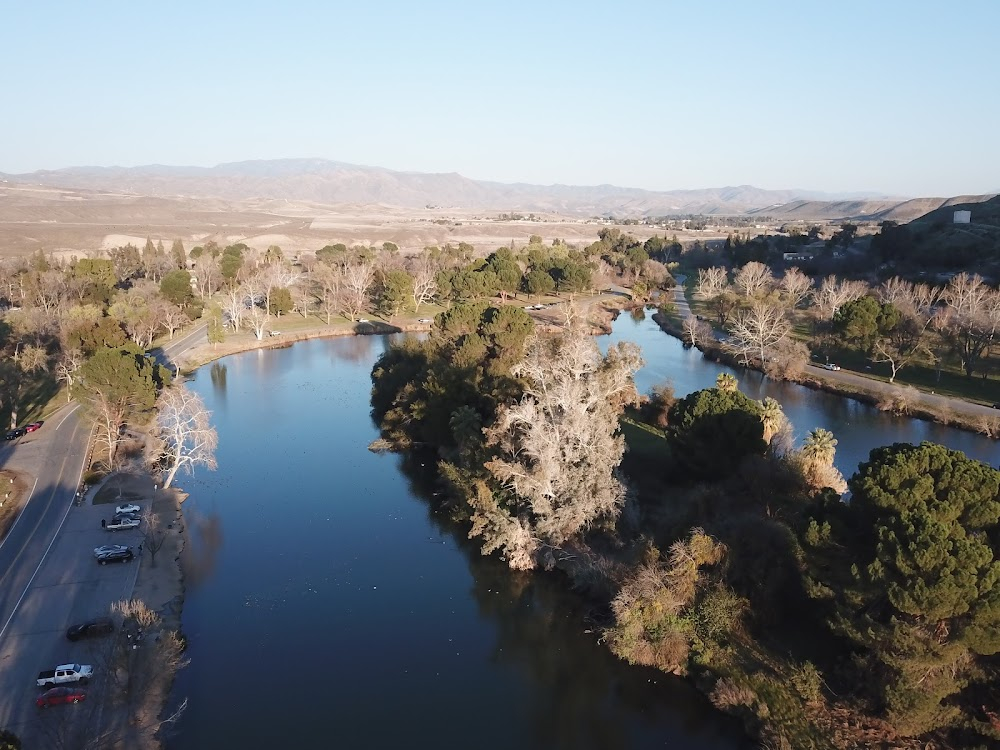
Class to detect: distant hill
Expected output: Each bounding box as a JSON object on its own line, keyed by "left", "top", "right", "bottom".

{"left": 0, "top": 158, "right": 890, "bottom": 216}
{"left": 749, "top": 194, "right": 998, "bottom": 223}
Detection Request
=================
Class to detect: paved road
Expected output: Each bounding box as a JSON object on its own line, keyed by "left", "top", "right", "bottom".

{"left": 0, "top": 322, "right": 205, "bottom": 740}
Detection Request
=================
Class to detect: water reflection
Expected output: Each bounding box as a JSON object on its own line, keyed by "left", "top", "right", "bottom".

{"left": 209, "top": 363, "right": 227, "bottom": 404}
{"left": 166, "top": 335, "right": 749, "bottom": 750}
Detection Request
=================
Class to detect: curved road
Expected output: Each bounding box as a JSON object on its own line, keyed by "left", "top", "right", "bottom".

{"left": 0, "top": 323, "right": 205, "bottom": 738}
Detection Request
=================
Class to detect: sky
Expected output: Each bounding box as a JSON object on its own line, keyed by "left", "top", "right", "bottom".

{"left": 1, "top": 0, "right": 998, "bottom": 196}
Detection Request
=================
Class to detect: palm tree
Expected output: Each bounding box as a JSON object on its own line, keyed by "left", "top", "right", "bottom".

{"left": 716, "top": 373, "right": 738, "bottom": 392}
{"left": 759, "top": 397, "right": 786, "bottom": 444}
{"left": 802, "top": 428, "right": 838, "bottom": 467}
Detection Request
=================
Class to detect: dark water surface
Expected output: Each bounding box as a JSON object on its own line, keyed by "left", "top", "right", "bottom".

{"left": 166, "top": 332, "right": 751, "bottom": 750}
{"left": 168, "top": 316, "right": 997, "bottom": 749}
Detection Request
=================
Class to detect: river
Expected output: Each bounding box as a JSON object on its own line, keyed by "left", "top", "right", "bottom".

{"left": 165, "top": 315, "right": 995, "bottom": 749}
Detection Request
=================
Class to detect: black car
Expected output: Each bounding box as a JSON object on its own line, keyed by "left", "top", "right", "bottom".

{"left": 96, "top": 547, "right": 134, "bottom": 565}
{"left": 66, "top": 618, "right": 114, "bottom": 641}
{"left": 4, "top": 427, "right": 26, "bottom": 440}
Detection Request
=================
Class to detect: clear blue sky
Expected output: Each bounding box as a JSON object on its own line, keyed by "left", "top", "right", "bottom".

{"left": 2, "top": 0, "right": 998, "bottom": 196}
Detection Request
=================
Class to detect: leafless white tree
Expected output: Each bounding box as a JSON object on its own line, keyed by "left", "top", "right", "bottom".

{"left": 220, "top": 287, "right": 245, "bottom": 332}
{"left": 193, "top": 254, "right": 221, "bottom": 297}
{"left": 311, "top": 263, "right": 344, "bottom": 324}
{"left": 725, "top": 302, "right": 791, "bottom": 366}
{"left": 812, "top": 276, "right": 869, "bottom": 319}
{"left": 480, "top": 324, "right": 644, "bottom": 569}
{"left": 681, "top": 314, "right": 712, "bottom": 348}
{"left": 156, "top": 300, "right": 189, "bottom": 340}
{"left": 340, "top": 261, "right": 375, "bottom": 321}
{"left": 244, "top": 304, "right": 269, "bottom": 340}
{"left": 733, "top": 261, "right": 774, "bottom": 299}
{"left": 696, "top": 266, "right": 728, "bottom": 298}
{"left": 778, "top": 267, "right": 814, "bottom": 309}
{"left": 154, "top": 385, "right": 218, "bottom": 489}
{"left": 409, "top": 256, "right": 438, "bottom": 311}
{"left": 55, "top": 346, "right": 85, "bottom": 402}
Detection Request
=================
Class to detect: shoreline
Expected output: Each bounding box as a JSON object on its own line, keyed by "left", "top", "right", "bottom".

{"left": 650, "top": 312, "right": 1000, "bottom": 440}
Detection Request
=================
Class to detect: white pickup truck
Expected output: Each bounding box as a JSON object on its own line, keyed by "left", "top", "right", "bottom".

{"left": 37, "top": 663, "right": 93, "bottom": 687}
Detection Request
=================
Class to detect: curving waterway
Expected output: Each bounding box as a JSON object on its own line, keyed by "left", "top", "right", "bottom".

{"left": 165, "top": 314, "right": 995, "bottom": 749}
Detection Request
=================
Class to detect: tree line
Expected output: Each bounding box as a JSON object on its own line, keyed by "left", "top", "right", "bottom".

{"left": 689, "top": 262, "right": 1000, "bottom": 387}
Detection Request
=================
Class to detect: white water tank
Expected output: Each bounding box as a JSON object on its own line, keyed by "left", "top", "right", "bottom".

{"left": 954, "top": 210, "right": 971, "bottom": 224}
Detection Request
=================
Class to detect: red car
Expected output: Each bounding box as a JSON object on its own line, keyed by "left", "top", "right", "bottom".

{"left": 36, "top": 686, "right": 86, "bottom": 708}
{"left": 25, "top": 421, "right": 44, "bottom": 433}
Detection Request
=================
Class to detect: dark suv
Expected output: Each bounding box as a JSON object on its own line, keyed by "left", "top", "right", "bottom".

{"left": 4, "top": 427, "right": 26, "bottom": 440}
{"left": 96, "top": 547, "right": 134, "bottom": 565}
{"left": 66, "top": 618, "right": 114, "bottom": 641}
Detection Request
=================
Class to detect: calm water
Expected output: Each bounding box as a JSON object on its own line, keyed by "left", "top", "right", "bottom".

{"left": 166, "top": 332, "right": 750, "bottom": 750}
{"left": 602, "top": 312, "right": 998, "bottom": 475}
{"left": 167, "top": 317, "right": 997, "bottom": 749}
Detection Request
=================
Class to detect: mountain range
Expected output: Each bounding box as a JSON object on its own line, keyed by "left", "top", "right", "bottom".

{"left": 1, "top": 159, "right": 899, "bottom": 217}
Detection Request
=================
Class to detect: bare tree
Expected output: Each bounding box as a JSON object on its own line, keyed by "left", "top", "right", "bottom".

{"left": 139, "top": 507, "right": 169, "bottom": 566}
{"left": 733, "top": 261, "right": 774, "bottom": 299}
{"left": 696, "top": 266, "right": 728, "bottom": 298}
{"left": 220, "top": 287, "right": 245, "bottom": 333}
{"left": 681, "top": 314, "right": 712, "bottom": 348}
{"left": 812, "top": 275, "right": 869, "bottom": 319}
{"left": 311, "top": 263, "right": 343, "bottom": 324}
{"left": 725, "top": 302, "right": 791, "bottom": 366}
{"left": 88, "top": 390, "right": 131, "bottom": 467}
{"left": 409, "top": 256, "right": 438, "bottom": 312}
{"left": 340, "top": 261, "right": 375, "bottom": 321}
{"left": 480, "top": 324, "right": 644, "bottom": 569}
{"left": 193, "top": 253, "right": 221, "bottom": 297}
{"left": 871, "top": 311, "right": 932, "bottom": 383}
{"left": 876, "top": 276, "right": 914, "bottom": 307}
{"left": 107, "top": 599, "right": 189, "bottom": 731}
{"left": 154, "top": 299, "right": 189, "bottom": 341}
{"left": 778, "top": 267, "right": 813, "bottom": 309}
{"left": 154, "top": 385, "right": 218, "bottom": 489}
{"left": 244, "top": 305, "right": 269, "bottom": 340}
{"left": 55, "top": 347, "right": 85, "bottom": 402}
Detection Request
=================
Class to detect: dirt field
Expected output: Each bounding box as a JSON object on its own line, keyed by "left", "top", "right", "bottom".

{"left": 0, "top": 183, "right": 734, "bottom": 260}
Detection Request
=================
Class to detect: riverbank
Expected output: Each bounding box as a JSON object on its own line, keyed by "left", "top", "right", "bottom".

{"left": 176, "top": 294, "right": 629, "bottom": 373}
{"left": 651, "top": 312, "right": 1000, "bottom": 440}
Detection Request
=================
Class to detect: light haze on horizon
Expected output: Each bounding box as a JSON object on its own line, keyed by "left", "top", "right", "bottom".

{"left": 2, "top": 0, "right": 998, "bottom": 197}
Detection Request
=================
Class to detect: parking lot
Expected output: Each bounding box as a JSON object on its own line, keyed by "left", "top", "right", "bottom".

{"left": 0, "top": 485, "right": 144, "bottom": 737}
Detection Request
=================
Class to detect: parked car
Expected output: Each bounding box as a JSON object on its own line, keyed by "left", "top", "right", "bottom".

{"left": 4, "top": 427, "right": 26, "bottom": 440}
{"left": 37, "top": 664, "right": 93, "bottom": 687}
{"left": 418, "top": 318, "right": 433, "bottom": 323}
{"left": 66, "top": 618, "right": 114, "bottom": 641}
{"left": 115, "top": 503, "right": 140, "bottom": 515}
{"left": 25, "top": 421, "right": 44, "bottom": 432}
{"left": 96, "top": 547, "right": 134, "bottom": 564}
{"left": 103, "top": 516, "right": 139, "bottom": 532}
{"left": 358, "top": 318, "right": 370, "bottom": 323}
{"left": 822, "top": 363, "right": 841, "bottom": 371}
{"left": 94, "top": 544, "right": 129, "bottom": 557}
{"left": 36, "top": 686, "right": 87, "bottom": 708}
